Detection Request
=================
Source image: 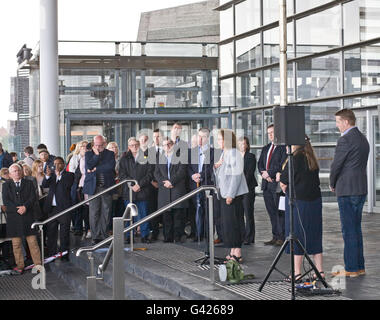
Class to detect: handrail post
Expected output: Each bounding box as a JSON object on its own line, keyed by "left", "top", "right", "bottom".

{"left": 38, "top": 225, "right": 46, "bottom": 285}
{"left": 87, "top": 252, "right": 97, "bottom": 300}
{"left": 128, "top": 182, "right": 134, "bottom": 252}
{"left": 207, "top": 191, "right": 215, "bottom": 284}
{"left": 113, "top": 217, "right": 125, "bottom": 300}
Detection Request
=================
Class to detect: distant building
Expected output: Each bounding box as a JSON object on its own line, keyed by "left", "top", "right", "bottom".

{"left": 137, "top": 0, "right": 219, "bottom": 43}
{"left": 8, "top": 69, "right": 30, "bottom": 155}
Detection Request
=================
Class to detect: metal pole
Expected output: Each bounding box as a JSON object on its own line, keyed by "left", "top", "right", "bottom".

{"left": 279, "top": 0, "right": 288, "bottom": 107}
{"left": 128, "top": 182, "right": 134, "bottom": 252}
{"left": 113, "top": 217, "right": 125, "bottom": 300}
{"left": 38, "top": 225, "right": 46, "bottom": 286}
{"left": 87, "top": 252, "right": 97, "bottom": 300}
{"left": 207, "top": 192, "right": 215, "bottom": 284}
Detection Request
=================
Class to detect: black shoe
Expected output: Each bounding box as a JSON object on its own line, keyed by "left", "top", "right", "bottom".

{"left": 164, "top": 239, "right": 173, "bottom": 243}
{"left": 264, "top": 239, "right": 276, "bottom": 245}
{"left": 141, "top": 237, "right": 151, "bottom": 244}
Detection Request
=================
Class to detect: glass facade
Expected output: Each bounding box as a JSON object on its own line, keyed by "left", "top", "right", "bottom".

{"left": 218, "top": 0, "right": 380, "bottom": 199}
{"left": 28, "top": 42, "right": 220, "bottom": 156}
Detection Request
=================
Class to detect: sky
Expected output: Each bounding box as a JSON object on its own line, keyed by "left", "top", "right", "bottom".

{"left": 0, "top": 0, "right": 202, "bottom": 129}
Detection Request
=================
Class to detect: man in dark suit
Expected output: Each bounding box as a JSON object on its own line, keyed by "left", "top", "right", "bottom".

{"left": 2, "top": 164, "right": 42, "bottom": 273}
{"left": 42, "top": 157, "right": 74, "bottom": 259}
{"left": 83, "top": 135, "right": 116, "bottom": 244}
{"left": 188, "top": 128, "right": 214, "bottom": 241}
{"left": 147, "top": 129, "right": 163, "bottom": 241}
{"left": 119, "top": 137, "right": 154, "bottom": 243}
{"left": 330, "top": 109, "right": 370, "bottom": 278}
{"left": 258, "top": 124, "right": 287, "bottom": 246}
{"left": 154, "top": 137, "right": 188, "bottom": 243}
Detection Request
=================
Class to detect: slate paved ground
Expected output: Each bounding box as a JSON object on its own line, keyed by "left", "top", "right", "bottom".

{"left": 1, "top": 198, "right": 379, "bottom": 300}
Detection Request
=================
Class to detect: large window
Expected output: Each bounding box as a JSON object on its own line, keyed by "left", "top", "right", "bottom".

{"left": 235, "top": 0, "right": 261, "bottom": 35}
{"left": 236, "top": 72, "right": 261, "bottom": 108}
{"left": 296, "top": 53, "right": 341, "bottom": 100}
{"left": 296, "top": 6, "right": 341, "bottom": 57}
{"left": 236, "top": 33, "right": 261, "bottom": 72}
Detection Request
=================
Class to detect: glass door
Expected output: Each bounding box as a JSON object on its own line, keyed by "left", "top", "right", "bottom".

{"left": 355, "top": 109, "right": 379, "bottom": 213}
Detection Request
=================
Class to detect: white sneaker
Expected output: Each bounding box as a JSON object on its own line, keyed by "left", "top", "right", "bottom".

{"left": 85, "top": 231, "right": 92, "bottom": 239}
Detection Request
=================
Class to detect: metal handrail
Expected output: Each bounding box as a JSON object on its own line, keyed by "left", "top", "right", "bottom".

{"left": 76, "top": 185, "right": 218, "bottom": 257}
{"left": 31, "top": 179, "right": 138, "bottom": 229}
{"left": 97, "top": 203, "right": 138, "bottom": 275}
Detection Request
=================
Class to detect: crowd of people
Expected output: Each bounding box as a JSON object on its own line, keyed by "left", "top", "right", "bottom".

{"left": 0, "top": 110, "right": 370, "bottom": 280}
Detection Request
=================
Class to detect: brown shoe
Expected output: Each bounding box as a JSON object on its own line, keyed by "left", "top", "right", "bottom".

{"left": 358, "top": 269, "right": 366, "bottom": 276}
{"left": 331, "top": 270, "right": 359, "bottom": 278}
{"left": 274, "top": 239, "right": 284, "bottom": 246}
{"left": 264, "top": 239, "right": 276, "bottom": 245}
{"left": 214, "top": 238, "right": 222, "bottom": 244}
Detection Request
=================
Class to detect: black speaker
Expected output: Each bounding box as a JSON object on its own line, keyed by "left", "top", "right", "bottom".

{"left": 273, "top": 106, "right": 305, "bottom": 146}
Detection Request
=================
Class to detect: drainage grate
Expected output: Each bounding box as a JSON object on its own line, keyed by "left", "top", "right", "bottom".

{"left": 0, "top": 273, "right": 57, "bottom": 300}
{"left": 215, "top": 281, "right": 350, "bottom": 301}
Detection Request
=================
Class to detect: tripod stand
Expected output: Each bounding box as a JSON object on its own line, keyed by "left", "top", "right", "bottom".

{"left": 258, "top": 145, "right": 329, "bottom": 300}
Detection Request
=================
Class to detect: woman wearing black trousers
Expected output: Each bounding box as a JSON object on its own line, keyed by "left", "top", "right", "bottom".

{"left": 238, "top": 137, "right": 258, "bottom": 244}
{"left": 214, "top": 129, "right": 248, "bottom": 263}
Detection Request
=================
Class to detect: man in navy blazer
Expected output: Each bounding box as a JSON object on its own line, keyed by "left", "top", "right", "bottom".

{"left": 330, "top": 109, "right": 369, "bottom": 277}
{"left": 42, "top": 157, "right": 74, "bottom": 258}
{"left": 258, "top": 124, "right": 287, "bottom": 246}
{"left": 83, "top": 135, "right": 116, "bottom": 244}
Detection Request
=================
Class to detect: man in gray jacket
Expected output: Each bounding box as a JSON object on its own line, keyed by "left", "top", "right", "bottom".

{"left": 330, "top": 109, "right": 369, "bottom": 278}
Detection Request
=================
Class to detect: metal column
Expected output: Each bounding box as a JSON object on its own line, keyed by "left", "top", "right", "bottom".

{"left": 112, "top": 217, "right": 125, "bottom": 300}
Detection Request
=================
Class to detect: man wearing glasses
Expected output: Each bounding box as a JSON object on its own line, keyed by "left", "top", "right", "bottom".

{"left": 154, "top": 137, "right": 188, "bottom": 243}
{"left": 119, "top": 137, "right": 153, "bottom": 243}
{"left": 83, "top": 135, "right": 116, "bottom": 244}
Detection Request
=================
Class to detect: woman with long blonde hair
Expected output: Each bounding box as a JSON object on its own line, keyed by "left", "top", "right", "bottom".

{"left": 280, "top": 135, "right": 324, "bottom": 282}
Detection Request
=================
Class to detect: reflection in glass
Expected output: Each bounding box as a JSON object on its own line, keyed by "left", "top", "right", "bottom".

{"left": 221, "top": 78, "right": 235, "bottom": 106}
{"left": 236, "top": 110, "right": 263, "bottom": 146}
{"left": 236, "top": 34, "right": 261, "bottom": 72}
{"left": 313, "top": 147, "right": 336, "bottom": 192}
{"left": 220, "top": 7, "right": 234, "bottom": 41}
{"left": 263, "top": 23, "right": 294, "bottom": 65}
{"left": 263, "top": 0, "right": 293, "bottom": 25}
{"left": 220, "top": 42, "right": 234, "bottom": 76}
{"left": 344, "top": 49, "right": 361, "bottom": 94}
{"left": 296, "top": 6, "right": 341, "bottom": 57}
{"left": 236, "top": 72, "right": 261, "bottom": 108}
{"left": 304, "top": 102, "right": 341, "bottom": 144}
{"left": 343, "top": 1, "right": 360, "bottom": 45}
{"left": 264, "top": 65, "right": 294, "bottom": 105}
{"left": 235, "top": 0, "right": 261, "bottom": 35}
{"left": 360, "top": 1, "right": 380, "bottom": 41}
{"left": 297, "top": 53, "right": 341, "bottom": 100}
{"left": 296, "top": 0, "right": 330, "bottom": 13}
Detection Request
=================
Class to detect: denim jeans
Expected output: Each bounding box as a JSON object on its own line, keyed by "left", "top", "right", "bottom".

{"left": 124, "top": 200, "right": 150, "bottom": 238}
{"left": 337, "top": 195, "right": 366, "bottom": 272}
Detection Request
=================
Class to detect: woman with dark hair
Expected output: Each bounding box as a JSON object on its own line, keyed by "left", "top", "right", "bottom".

{"left": 214, "top": 129, "right": 248, "bottom": 263}
{"left": 280, "top": 135, "right": 324, "bottom": 282}
{"left": 238, "top": 136, "right": 258, "bottom": 244}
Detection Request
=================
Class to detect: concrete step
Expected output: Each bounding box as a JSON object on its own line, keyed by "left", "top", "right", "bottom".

{"left": 74, "top": 245, "right": 243, "bottom": 300}
{"left": 48, "top": 248, "right": 183, "bottom": 300}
